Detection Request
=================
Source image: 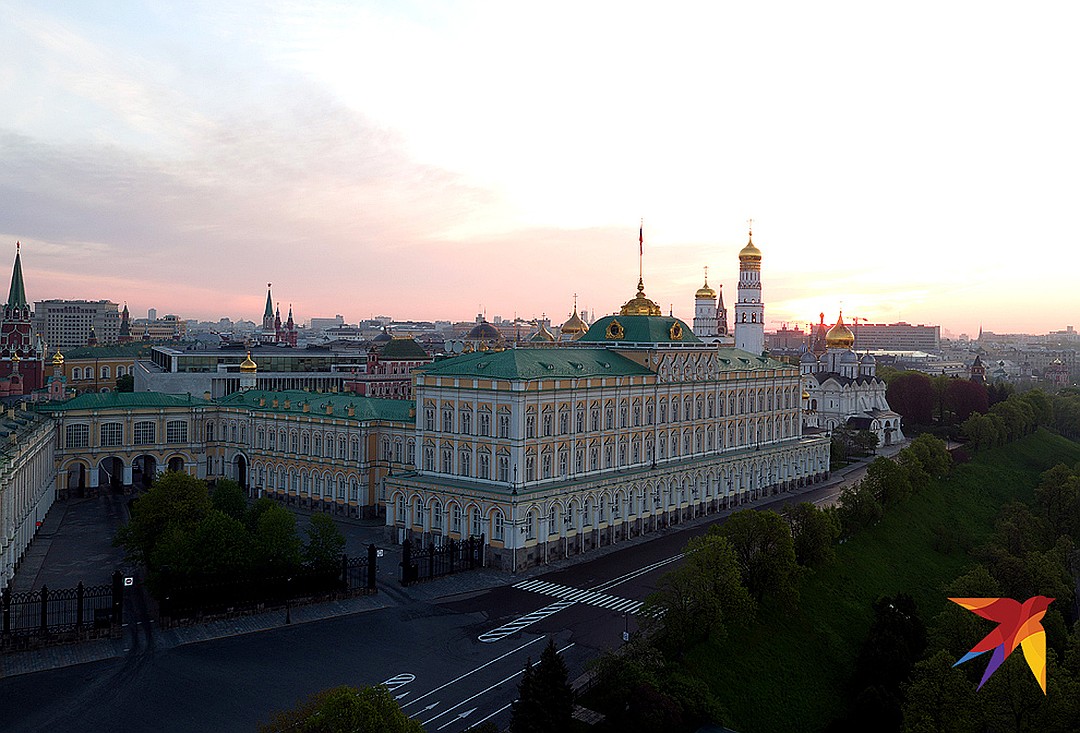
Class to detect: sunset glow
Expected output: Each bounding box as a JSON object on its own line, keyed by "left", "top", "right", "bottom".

{"left": 2, "top": 1, "right": 1077, "bottom": 335}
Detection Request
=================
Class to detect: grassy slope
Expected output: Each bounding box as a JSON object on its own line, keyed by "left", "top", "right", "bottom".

{"left": 687, "top": 430, "right": 1080, "bottom": 733}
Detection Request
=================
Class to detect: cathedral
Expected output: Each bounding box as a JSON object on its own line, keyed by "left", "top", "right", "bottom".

{"left": 799, "top": 313, "right": 903, "bottom": 446}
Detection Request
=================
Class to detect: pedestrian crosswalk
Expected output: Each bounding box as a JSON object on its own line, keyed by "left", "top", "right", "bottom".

{"left": 477, "top": 599, "right": 577, "bottom": 643}
{"left": 511, "top": 579, "right": 645, "bottom": 615}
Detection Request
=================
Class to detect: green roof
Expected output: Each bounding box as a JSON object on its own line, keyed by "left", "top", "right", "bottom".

{"left": 578, "top": 315, "right": 702, "bottom": 345}
{"left": 417, "top": 348, "right": 653, "bottom": 380}
{"left": 710, "top": 348, "right": 791, "bottom": 371}
{"left": 378, "top": 337, "right": 428, "bottom": 360}
{"left": 6, "top": 248, "right": 27, "bottom": 309}
{"left": 216, "top": 390, "right": 414, "bottom": 422}
{"left": 36, "top": 391, "right": 212, "bottom": 412}
{"left": 62, "top": 343, "right": 162, "bottom": 360}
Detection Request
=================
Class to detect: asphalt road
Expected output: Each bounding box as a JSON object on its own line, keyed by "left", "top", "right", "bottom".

{"left": 2, "top": 471, "right": 859, "bottom": 732}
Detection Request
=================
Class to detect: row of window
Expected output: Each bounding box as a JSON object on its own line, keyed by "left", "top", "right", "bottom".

{"left": 421, "top": 414, "right": 800, "bottom": 481}
{"left": 69, "top": 365, "right": 127, "bottom": 381}
{"left": 255, "top": 464, "right": 360, "bottom": 502}
{"left": 424, "top": 389, "right": 799, "bottom": 439}
{"left": 65, "top": 420, "right": 188, "bottom": 448}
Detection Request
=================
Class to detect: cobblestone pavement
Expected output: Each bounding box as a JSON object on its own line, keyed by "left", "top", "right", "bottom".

{"left": 2, "top": 440, "right": 907, "bottom": 680}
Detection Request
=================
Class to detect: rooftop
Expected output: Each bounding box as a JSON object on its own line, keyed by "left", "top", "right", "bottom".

{"left": 216, "top": 389, "right": 414, "bottom": 422}
{"left": 36, "top": 391, "right": 213, "bottom": 412}
{"left": 417, "top": 347, "right": 653, "bottom": 380}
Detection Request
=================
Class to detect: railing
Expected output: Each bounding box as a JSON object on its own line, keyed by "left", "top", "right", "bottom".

{"left": 1, "top": 571, "right": 123, "bottom": 650}
{"left": 157, "top": 546, "right": 378, "bottom": 625}
{"left": 400, "top": 535, "right": 485, "bottom": 585}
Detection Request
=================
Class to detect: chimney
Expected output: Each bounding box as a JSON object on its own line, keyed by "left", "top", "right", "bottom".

{"left": 259, "top": 397, "right": 266, "bottom": 407}
{"left": 203, "top": 391, "right": 211, "bottom": 401}
{"left": 284, "top": 399, "right": 291, "bottom": 409}
{"left": 302, "top": 402, "right": 310, "bottom": 413}
{"left": 272, "top": 398, "right": 279, "bottom": 408}
{"left": 347, "top": 404, "right": 355, "bottom": 417}
{"left": 325, "top": 403, "right": 334, "bottom": 415}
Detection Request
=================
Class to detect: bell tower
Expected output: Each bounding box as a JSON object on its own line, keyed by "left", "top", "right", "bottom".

{"left": 734, "top": 226, "right": 765, "bottom": 355}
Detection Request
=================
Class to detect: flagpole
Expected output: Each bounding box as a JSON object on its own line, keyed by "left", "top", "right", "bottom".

{"left": 638, "top": 219, "right": 643, "bottom": 285}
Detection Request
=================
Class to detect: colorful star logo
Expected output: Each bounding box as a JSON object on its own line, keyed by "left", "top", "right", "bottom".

{"left": 950, "top": 596, "right": 1054, "bottom": 693}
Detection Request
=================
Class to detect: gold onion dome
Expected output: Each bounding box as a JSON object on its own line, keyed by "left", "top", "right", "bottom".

{"left": 240, "top": 351, "right": 258, "bottom": 373}
{"left": 738, "top": 231, "right": 762, "bottom": 262}
{"left": 620, "top": 279, "right": 663, "bottom": 316}
{"left": 825, "top": 312, "right": 855, "bottom": 349}
{"left": 10, "top": 352, "right": 20, "bottom": 363}
{"left": 52, "top": 351, "right": 64, "bottom": 366}
{"left": 560, "top": 309, "right": 588, "bottom": 335}
{"left": 695, "top": 276, "right": 716, "bottom": 299}
{"left": 531, "top": 324, "right": 556, "bottom": 342}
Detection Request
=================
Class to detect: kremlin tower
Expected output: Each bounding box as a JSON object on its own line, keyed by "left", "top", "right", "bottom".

{"left": 733, "top": 227, "right": 765, "bottom": 355}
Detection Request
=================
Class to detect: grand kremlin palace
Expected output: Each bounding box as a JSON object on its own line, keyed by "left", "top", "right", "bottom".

{"left": 39, "top": 234, "right": 830, "bottom": 571}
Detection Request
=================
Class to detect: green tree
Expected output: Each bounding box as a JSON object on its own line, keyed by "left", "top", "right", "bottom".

{"left": 641, "top": 532, "right": 755, "bottom": 654}
{"left": 1034, "top": 464, "right": 1080, "bottom": 539}
{"left": 901, "top": 650, "right": 980, "bottom": 733}
{"left": 835, "top": 481, "right": 883, "bottom": 538}
{"left": 254, "top": 504, "right": 302, "bottom": 571}
{"left": 960, "top": 412, "right": 998, "bottom": 450}
{"left": 211, "top": 478, "right": 247, "bottom": 521}
{"left": 854, "top": 429, "right": 880, "bottom": 455}
{"left": 176, "top": 509, "right": 253, "bottom": 575}
{"left": 304, "top": 513, "right": 347, "bottom": 571}
{"left": 115, "top": 471, "right": 212, "bottom": 568}
{"left": 863, "top": 456, "right": 914, "bottom": 505}
{"left": 510, "top": 639, "right": 574, "bottom": 733}
{"left": 715, "top": 510, "right": 800, "bottom": 607}
{"left": 245, "top": 496, "right": 278, "bottom": 532}
{"left": 887, "top": 372, "right": 936, "bottom": 426}
{"left": 259, "top": 684, "right": 422, "bottom": 733}
{"left": 115, "top": 373, "right": 134, "bottom": 392}
{"left": 784, "top": 501, "right": 839, "bottom": 567}
{"left": 905, "top": 434, "right": 952, "bottom": 479}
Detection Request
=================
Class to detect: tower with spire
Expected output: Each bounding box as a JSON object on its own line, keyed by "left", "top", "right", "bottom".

{"left": 262, "top": 283, "right": 275, "bottom": 332}
{"left": 118, "top": 303, "right": 132, "bottom": 343}
{"left": 1, "top": 242, "right": 34, "bottom": 354}
{"left": 734, "top": 225, "right": 765, "bottom": 355}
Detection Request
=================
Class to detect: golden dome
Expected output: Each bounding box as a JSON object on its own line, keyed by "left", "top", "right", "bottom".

{"left": 695, "top": 271, "right": 716, "bottom": 299}
{"left": 52, "top": 351, "right": 64, "bottom": 366}
{"left": 10, "top": 353, "right": 20, "bottom": 364}
{"left": 739, "top": 231, "right": 762, "bottom": 262}
{"left": 825, "top": 312, "right": 855, "bottom": 349}
{"left": 239, "top": 351, "right": 258, "bottom": 373}
{"left": 620, "top": 279, "right": 663, "bottom": 316}
{"left": 560, "top": 309, "right": 588, "bottom": 335}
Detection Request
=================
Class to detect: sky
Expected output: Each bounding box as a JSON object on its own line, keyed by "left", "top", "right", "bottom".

{"left": 1, "top": 1, "right": 1077, "bottom": 337}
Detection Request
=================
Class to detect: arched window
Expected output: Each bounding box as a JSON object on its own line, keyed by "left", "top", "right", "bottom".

{"left": 100, "top": 366, "right": 110, "bottom": 379}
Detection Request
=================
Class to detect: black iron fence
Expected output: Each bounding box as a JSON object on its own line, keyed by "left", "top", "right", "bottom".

{"left": 400, "top": 535, "right": 485, "bottom": 585}
{"left": 157, "top": 545, "right": 378, "bottom": 625}
{"left": 1, "top": 571, "right": 123, "bottom": 649}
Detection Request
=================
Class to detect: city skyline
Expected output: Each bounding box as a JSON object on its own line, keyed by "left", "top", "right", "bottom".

{"left": 2, "top": 2, "right": 1078, "bottom": 335}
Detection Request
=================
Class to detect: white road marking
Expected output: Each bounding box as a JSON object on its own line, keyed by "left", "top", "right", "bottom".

{"left": 403, "top": 636, "right": 545, "bottom": 709}
{"left": 421, "top": 643, "right": 575, "bottom": 727}
{"left": 479, "top": 553, "right": 682, "bottom": 643}
{"left": 380, "top": 673, "right": 415, "bottom": 691}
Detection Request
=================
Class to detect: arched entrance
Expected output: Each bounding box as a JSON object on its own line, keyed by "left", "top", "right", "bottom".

{"left": 66, "top": 462, "right": 87, "bottom": 498}
{"left": 167, "top": 456, "right": 185, "bottom": 473}
{"left": 234, "top": 454, "right": 248, "bottom": 490}
{"left": 133, "top": 455, "right": 157, "bottom": 489}
{"left": 98, "top": 457, "right": 125, "bottom": 494}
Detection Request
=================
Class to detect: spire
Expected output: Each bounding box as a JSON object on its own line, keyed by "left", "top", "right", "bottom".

{"left": 264, "top": 283, "right": 274, "bottom": 320}
{"left": 7, "top": 242, "right": 27, "bottom": 310}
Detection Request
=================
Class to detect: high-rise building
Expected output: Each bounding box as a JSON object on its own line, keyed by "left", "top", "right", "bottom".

{"left": 33, "top": 299, "right": 121, "bottom": 349}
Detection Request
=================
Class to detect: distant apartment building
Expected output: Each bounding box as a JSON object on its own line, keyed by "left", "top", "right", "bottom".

{"left": 131, "top": 314, "right": 186, "bottom": 341}
{"left": 851, "top": 322, "right": 940, "bottom": 352}
{"left": 310, "top": 316, "right": 345, "bottom": 331}
{"left": 33, "top": 300, "right": 120, "bottom": 349}
{"left": 765, "top": 324, "right": 808, "bottom": 351}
